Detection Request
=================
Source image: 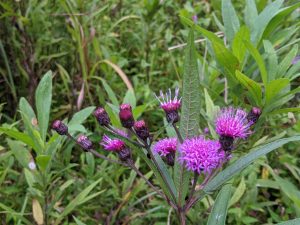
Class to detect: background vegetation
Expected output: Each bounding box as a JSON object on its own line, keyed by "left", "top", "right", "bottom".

{"left": 0, "top": 0, "right": 300, "bottom": 224}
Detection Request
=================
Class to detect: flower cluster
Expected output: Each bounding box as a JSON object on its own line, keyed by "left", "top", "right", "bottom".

{"left": 51, "top": 87, "right": 261, "bottom": 175}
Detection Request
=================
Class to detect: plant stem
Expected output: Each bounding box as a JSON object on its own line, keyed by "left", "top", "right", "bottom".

{"left": 172, "top": 124, "right": 183, "bottom": 143}
{"left": 179, "top": 209, "right": 186, "bottom": 225}
{"left": 129, "top": 162, "right": 176, "bottom": 208}
{"left": 66, "top": 133, "right": 127, "bottom": 166}
{"left": 185, "top": 172, "right": 199, "bottom": 211}
{"left": 129, "top": 128, "right": 177, "bottom": 204}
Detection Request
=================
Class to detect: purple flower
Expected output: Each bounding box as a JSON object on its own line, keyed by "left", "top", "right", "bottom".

{"left": 100, "top": 135, "right": 125, "bottom": 151}
{"left": 155, "top": 88, "right": 181, "bottom": 123}
{"left": 192, "top": 15, "right": 198, "bottom": 23}
{"left": 179, "top": 136, "right": 225, "bottom": 174}
{"left": 215, "top": 107, "right": 252, "bottom": 139}
{"left": 153, "top": 137, "right": 177, "bottom": 156}
{"left": 113, "top": 129, "right": 129, "bottom": 138}
{"left": 134, "top": 120, "right": 150, "bottom": 141}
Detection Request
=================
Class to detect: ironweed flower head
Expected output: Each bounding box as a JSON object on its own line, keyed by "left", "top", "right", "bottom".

{"left": 153, "top": 137, "right": 177, "bottom": 166}
{"left": 77, "top": 135, "right": 93, "bottom": 150}
{"left": 52, "top": 120, "right": 68, "bottom": 135}
{"left": 153, "top": 137, "right": 177, "bottom": 156}
{"left": 215, "top": 107, "right": 252, "bottom": 139}
{"left": 155, "top": 87, "right": 181, "bottom": 123}
{"left": 100, "top": 135, "right": 131, "bottom": 162}
{"left": 101, "top": 135, "right": 125, "bottom": 151}
{"left": 119, "top": 103, "right": 134, "bottom": 128}
{"left": 94, "top": 107, "right": 110, "bottom": 126}
{"left": 247, "top": 107, "right": 262, "bottom": 124}
{"left": 134, "top": 120, "right": 150, "bottom": 141}
{"left": 179, "top": 136, "right": 225, "bottom": 174}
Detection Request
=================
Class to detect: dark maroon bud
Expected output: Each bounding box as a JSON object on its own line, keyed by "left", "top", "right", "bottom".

{"left": 165, "top": 151, "right": 175, "bottom": 166}
{"left": 219, "top": 135, "right": 234, "bottom": 152}
{"left": 52, "top": 120, "right": 68, "bottom": 135}
{"left": 77, "top": 135, "right": 93, "bottom": 150}
{"left": 247, "top": 107, "right": 262, "bottom": 124}
{"left": 133, "top": 120, "right": 150, "bottom": 141}
{"left": 166, "top": 110, "right": 180, "bottom": 124}
{"left": 119, "top": 104, "right": 134, "bottom": 128}
{"left": 94, "top": 107, "right": 111, "bottom": 126}
{"left": 117, "top": 147, "right": 131, "bottom": 162}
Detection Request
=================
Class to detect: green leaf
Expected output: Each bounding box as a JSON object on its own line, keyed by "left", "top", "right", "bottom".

{"left": 207, "top": 184, "right": 232, "bottom": 225}
{"left": 55, "top": 178, "right": 103, "bottom": 223}
{"left": 232, "top": 26, "right": 250, "bottom": 63}
{"left": 276, "top": 218, "right": 300, "bottom": 225}
{"left": 265, "top": 78, "right": 290, "bottom": 105}
{"left": 270, "top": 107, "right": 300, "bottom": 115}
{"left": 35, "top": 71, "right": 52, "bottom": 142}
{"left": 263, "top": 40, "right": 278, "bottom": 81}
{"left": 68, "top": 106, "right": 96, "bottom": 126}
{"left": 276, "top": 44, "right": 298, "bottom": 79}
{"left": 235, "top": 70, "right": 262, "bottom": 106}
{"left": 244, "top": 40, "right": 268, "bottom": 86}
{"left": 263, "top": 2, "right": 300, "bottom": 39}
{"left": 24, "top": 168, "right": 36, "bottom": 187}
{"left": 229, "top": 177, "right": 246, "bottom": 207}
{"left": 73, "top": 216, "right": 87, "bottom": 225}
{"left": 244, "top": 0, "right": 258, "bottom": 32}
{"left": 123, "top": 89, "right": 136, "bottom": 109}
{"left": 251, "top": 0, "right": 284, "bottom": 44}
{"left": 203, "top": 136, "right": 300, "bottom": 194}
{"left": 221, "top": 0, "right": 240, "bottom": 43}
{"left": 0, "top": 127, "right": 36, "bottom": 150}
{"left": 6, "top": 139, "right": 31, "bottom": 168}
{"left": 99, "top": 78, "right": 119, "bottom": 106}
{"left": 36, "top": 155, "right": 51, "bottom": 172}
{"left": 180, "top": 16, "right": 239, "bottom": 83}
{"left": 175, "top": 29, "right": 201, "bottom": 206}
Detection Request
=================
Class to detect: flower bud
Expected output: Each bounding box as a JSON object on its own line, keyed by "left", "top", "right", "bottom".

{"left": 117, "top": 147, "right": 132, "bottom": 162}
{"left": 94, "top": 107, "right": 110, "bottom": 126}
{"left": 219, "top": 136, "right": 234, "bottom": 152}
{"left": 77, "top": 135, "right": 93, "bottom": 150}
{"left": 52, "top": 120, "right": 68, "bottom": 135}
{"left": 133, "top": 120, "right": 150, "bottom": 141}
{"left": 247, "top": 107, "right": 261, "bottom": 124}
{"left": 119, "top": 104, "right": 134, "bottom": 128}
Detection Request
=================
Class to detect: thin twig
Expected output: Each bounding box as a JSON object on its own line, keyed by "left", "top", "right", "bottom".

{"left": 168, "top": 32, "right": 224, "bottom": 51}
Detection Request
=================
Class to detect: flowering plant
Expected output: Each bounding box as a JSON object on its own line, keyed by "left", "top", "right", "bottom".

{"left": 51, "top": 27, "right": 300, "bottom": 224}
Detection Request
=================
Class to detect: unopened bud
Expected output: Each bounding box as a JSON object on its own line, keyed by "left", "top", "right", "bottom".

{"left": 52, "top": 120, "right": 68, "bottom": 135}
{"left": 165, "top": 151, "right": 175, "bottom": 166}
{"left": 119, "top": 104, "right": 134, "bottom": 128}
{"left": 94, "top": 107, "right": 111, "bottom": 126}
{"left": 117, "top": 147, "right": 132, "bottom": 162}
{"left": 77, "top": 135, "right": 93, "bottom": 150}
{"left": 133, "top": 120, "right": 150, "bottom": 141}
{"left": 247, "top": 107, "right": 261, "bottom": 124}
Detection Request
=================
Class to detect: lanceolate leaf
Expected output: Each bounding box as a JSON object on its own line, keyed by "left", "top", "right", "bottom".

{"left": 35, "top": 71, "right": 52, "bottom": 142}
{"left": 222, "top": 0, "right": 240, "bottom": 43}
{"left": 193, "top": 136, "right": 300, "bottom": 204}
{"left": 207, "top": 184, "right": 232, "bottom": 225}
{"left": 276, "top": 218, "right": 300, "bottom": 225}
{"left": 175, "top": 29, "right": 201, "bottom": 206}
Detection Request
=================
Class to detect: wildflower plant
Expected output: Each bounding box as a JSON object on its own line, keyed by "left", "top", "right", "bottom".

{"left": 51, "top": 27, "right": 300, "bottom": 224}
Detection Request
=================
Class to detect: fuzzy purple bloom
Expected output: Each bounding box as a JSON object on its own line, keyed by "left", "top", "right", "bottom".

{"left": 100, "top": 135, "right": 125, "bottom": 151}
{"left": 179, "top": 136, "right": 225, "bottom": 174}
{"left": 215, "top": 107, "right": 252, "bottom": 139}
{"left": 192, "top": 15, "right": 198, "bottom": 23}
{"left": 153, "top": 137, "right": 177, "bottom": 156}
